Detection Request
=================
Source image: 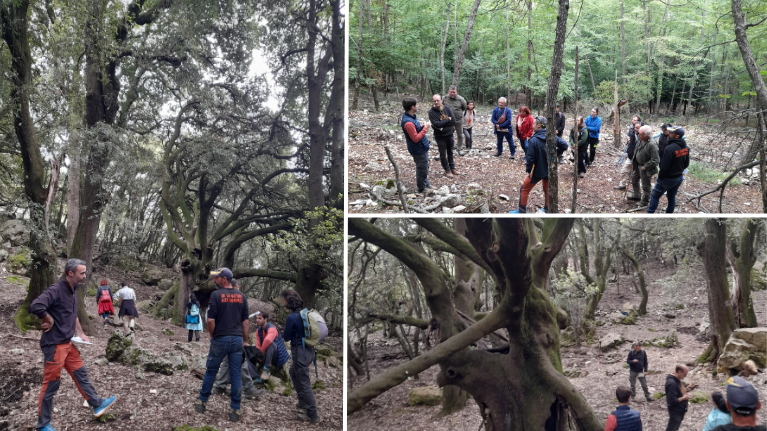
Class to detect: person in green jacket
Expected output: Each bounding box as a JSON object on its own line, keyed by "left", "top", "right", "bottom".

{"left": 627, "top": 125, "right": 659, "bottom": 206}
{"left": 569, "top": 116, "right": 589, "bottom": 177}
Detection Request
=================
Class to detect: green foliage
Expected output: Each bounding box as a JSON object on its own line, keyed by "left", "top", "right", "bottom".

{"left": 620, "top": 315, "right": 636, "bottom": 325}
{"left": 312, "top": 380, "right": 326, "bottom": 391}
{"left": 7, "top": 276, "right": 28, "bottom": 286}
{"left": 687, "top": 162, "right": 741, "bottom": 185}
{"left": 689, "top": 392, "right": 709, "bottom": 404}
{"left": 94, "top": 413, "right": 116, "bottom": 423}
{"left": 87, "top": 287, "right": 97, "bottom": 297}
{"left": 654, "top": 392, "right": 666, "bottom": 400}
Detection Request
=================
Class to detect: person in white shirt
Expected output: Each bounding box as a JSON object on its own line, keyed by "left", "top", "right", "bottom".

{"left": 115, "top": 282, "right": 139, "bottom": 334}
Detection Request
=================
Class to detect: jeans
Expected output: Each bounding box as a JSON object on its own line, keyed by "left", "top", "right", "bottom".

{"left": 519, "top": 137, "right": 528, "bottom": 154}
{"left": 199, "top": 336, "right": 243, "bottom": 410}
{"left": 435, "top": 135, "right": 455, "bottom": 171}
{"left": 629, "top": 370, "right": 651, "bottom": 399}
{"left": 261, "top": 343, "right": 279, "bottom": 369}
{"left": 631, "top": 166, "right": 653, "bottom": 204}
{"left": 463, "top": 127, "right": 472, "bottom": 149}
{"left": 648, "top": 176, "right": 684, "bottom": 213}
{"left": 411, "top": 152, "right": 431, "bottom": 192}
{"left": 290, "top": 344, "right": 317, "bottom": 419}
{"left": 665, "top": 410, "right": 685, "bottom": 431}
{"left": 588, "top": 136, "right": 599, "bottom": 164}
{"left": 495, "top": 130, "right": 514, "bottom": 155}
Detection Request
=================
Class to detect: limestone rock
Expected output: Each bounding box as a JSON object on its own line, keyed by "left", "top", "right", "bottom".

{"left": 599, "top": 333, "right": 625, "bottom": 352}
{"left": 0, "top": 220, "right": 29, "bottom": 246}
{"left": 718, "top": 327, "right": 767, "bottom": 372}
{"left": 644, "top": 332, "right": 678, "bottom": 348}
{"left": 141, "top": 269, "right": 164, "bottom": 286}
{"left": 106, "top": 330, "right": 134, "bottom": 362}
{"left": 161, "top": 328, "right": 174, "bottom": 336}
{"left": 409, "top": 386, "right": 442, "bottom": 406}
{"left": 158, "top": 279, "right": 174, "bottom": 291}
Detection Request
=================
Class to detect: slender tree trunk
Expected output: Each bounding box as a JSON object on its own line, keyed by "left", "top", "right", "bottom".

{"left": 731, "top": 0, "right": 767, "bottom": 112}
{"left": 669, "top": 73, "right": 679, "bottom": 114}
{"left": 586, "top": 58, "right": 596, "bottom": 95}
{"left": 352, "top": 0, "right": 363, "bottom": 111}
{"left": 728, "top": 219, "right": 761, "bottom": 328}
{"left": 440, "top": 4, "right": 451, "bottom": 95}
{"left": 450, "top": 0, "right": 482, "bottom": 90}
{"left": 572, "top": 46, "right": 579, "bottom": 213}
{"left": 620, "top": 0, "right": 625, "bottom": 86}
{"left": 622, "top": 248, "right": 647, "bottom": 315}
{"left": 506, "top": 9, "right": 511, "bottom": 102}
{"left": 544, "top": 0, "right": 569, "bottom": 214}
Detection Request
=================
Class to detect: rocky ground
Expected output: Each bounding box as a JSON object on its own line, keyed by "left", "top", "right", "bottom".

{"left": 0, "top": 258, "right": 343, "bottom": 431}
{"left": 347, "top": 259, "right": 767, "bottom": 431}
{"left": 348, "top": 96, "right": 764, "bottom": 214}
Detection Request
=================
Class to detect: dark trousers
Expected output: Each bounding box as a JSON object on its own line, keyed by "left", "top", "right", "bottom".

{"left": 411, "top": 152, "right": 430, "bottom": 192}
{"left": 260, "top": 343, "right": 280, "bottom": 369}
{"left": 37, "top": 343, "right": 104, "bottom": 429}
{"left": 648, "top": 176, "right": 684, "bottom": 213}
{"left": 665, "top": 410, "right": 685, "bottom": 431}
{"left": 188, "top": 329, "right": 200, "bottom": 342}
{"left": 463, "top": 127, "right": 472, "bottom": 149}
{"left": 435, "top": 135, "right": 455, "bottom": 171}
{"left": 577, "top": 145, "right": 588, "bottom": 173}
{"left": 588, "top": 136, "right": 599, "bottom": 164}
{"left": 495, "top": 131, "right": 514, "bottom": 155}
{"left": 631, "top": 166, "right": 653, "bottom": 204}
{"left": 290, "top": 344, "right": 317, "bottom": 419}
{"left": 519, "top": 137, "right": 529, "bottom": 153}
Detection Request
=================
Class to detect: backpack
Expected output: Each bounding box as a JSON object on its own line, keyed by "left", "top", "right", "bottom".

{"left": 300, "top": 308, "right": 328, "bottom": 347}
{"left": 186, "top": 304, "right": 199, "bottom": 324}
{"left": 189, "top": 304, "right": 199, "bottom": 316}
{"left": 99, "top": 289, "right": 111, "bottom": 303}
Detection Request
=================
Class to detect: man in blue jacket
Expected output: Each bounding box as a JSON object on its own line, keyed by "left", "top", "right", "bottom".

{"left": 510, "top": 116, "right": 568, "bottom": 213}
{"left": 584, "top": 107, "right": 602, "bottom": 165}
{"left": 491, "top": 97, "right": 514, "bottom": 158}
{"left": 605, "top": 386, "right": 643, "bottom": 431}
{"left": 400, "top": 97, "right": 433, "bottom": 194}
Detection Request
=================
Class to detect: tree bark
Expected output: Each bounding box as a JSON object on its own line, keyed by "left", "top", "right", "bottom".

{"left": 352, "top": 0, "right": 363, "bottom": 110}
{"left": 544, "top": 0, "right": 569, "bottom": 214}
{"left": 697, "top": 219, "right": 737, "bottom": 364}
{"left": 621, "top": 248, "right": 647, "bottom": 315}
{"left": 450, "top": 0, "right": 482, "bottom": 90}
{"left": 440, "top": 4, "right": 452, "bottom": 95}
{"left": 572, "top": 46, "right": 579, "bottom": 213}
{"left": 728, "top": 219, "right": 761, "bottom": 328}
{"left": 731, "top": 0, "right": 767, "bottom": 116}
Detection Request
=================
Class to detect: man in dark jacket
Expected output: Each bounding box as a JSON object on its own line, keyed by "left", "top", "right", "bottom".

{"left": 615, "top": 117, "right": 642, "bottom": 191}
{"left": 30, "top": 259, "right": 118, "bottom": 431}
{"left": 666, "top": 364, "right": 696, "bottom": 431}
{"left": 648, "top": 126, "right": 690, "bottom": 213}
{"left": 605, "top": 386, "right": 643, "bottom": 431}
{"left": 400, "top": 97, "right": 433, "bottom": 194}
{"left": 627, "top": 341, "right": 653, "bottom": 402}
{"left": 713, "top": 376, "right": 765, "bottom": 431}
{"left": 429, "top": 94, "right": 460, "bottom": 178}
{"left": 555, "top": 103, "right": 566, "bottom": 138}
{"left": 510, "top": 116, "right": 568, "bottom": 213}
{"left": 443, "top": 86, "right": 467, "bottom": 154}
{"left": 656, "top": 123, "right": 672, "bottom": 155}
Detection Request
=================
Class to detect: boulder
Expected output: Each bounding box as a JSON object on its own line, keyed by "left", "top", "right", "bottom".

{"left": 752, "top": 268, "right": 767, "bottom": 291}
{"left": 599, "top": 333, "right": 625, "bottom": 352}
{"left": 161, "top": 328, "right": 174, "bottom": 336}
{"left": 563, "top": 369, "right": 589, "bottom": 378}
{"left": 409, "top": 386, "right": 442, "bottom": 406}
{"left": 141, "top": 268, "right": 164, "bottom": 286}
{"left": 158, "top": 279, "right": 174, "bottom": 291}
{"left": 0, "top": 249, "right": 8, "bottom": 262}
{"left": 106, "top": 330, "right": 134, "bottom": 362}
{"left": 0, "top": 220, "right": 29, "bottom": 246}
{"left": 607, "top": 311, "right": 627, "bottom": 325}
{"left": 6, "top": 249, "right": 30, "bottom": 276}
{"left": 644, "top": 332, "right": 678, "bottom": 348}
{"left": 136, "top": 300, "right": 153, "bottom": 313}
{"left": 718, "top": 327, "right": 767, "bottom": 372}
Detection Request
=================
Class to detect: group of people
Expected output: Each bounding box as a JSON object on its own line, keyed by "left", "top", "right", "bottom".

{"left": 27, "top": 260, "right": 321, "bottom": 430}
{"left": 400, "top": 92, "right": 690, "bottom": 213}
{"left": 611, "top": 115, "right": 691, "bottom": 213}
{"left": 95, "top": 279, "right": 139, "bottom": 334}
{"left": 605, "top": 342, "right": 764, "bottom": 431}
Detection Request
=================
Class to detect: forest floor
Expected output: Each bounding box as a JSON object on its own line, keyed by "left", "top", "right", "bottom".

{"left": 0, "top": 260, "right": 342, "bottom": 431}
{"left": 347, "top": 260, "right": 767, "bottom": 430}
{"left": 348, "top": 95, "right": 764, "bottom": 214}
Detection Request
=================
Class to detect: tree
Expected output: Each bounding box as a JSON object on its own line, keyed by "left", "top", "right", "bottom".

{"left": 726, "top": 219, "right": 761, "bottom": 328}
{"left": 449, "top": 0, "right": 482, "bottom": 90}
{"left": 348, "top": 218, "right": 602, "bottom": 430}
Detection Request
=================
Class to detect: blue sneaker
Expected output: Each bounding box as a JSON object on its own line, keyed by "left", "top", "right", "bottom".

{"left": 40, "top": 425, "right": 57, "bottom": 431}
{"left": 94, "top": 395, "right": 117, "bottom": 417}
{"left": 538, "top": 208, "right": 547, "bottom": 213}
{"left": 509, "top": 209, "right": 522, "bottom": 214}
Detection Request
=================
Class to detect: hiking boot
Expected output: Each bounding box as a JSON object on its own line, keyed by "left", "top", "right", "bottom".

{"left": 261, "top": 367, "right": 271, "bottom": 381}
{"left": 579, "top": 173, "right": 585, "bottom": 178}
{"left": 297, "top": 410, "right": 311, "bottom": 422}
{"left": 93, "top": 395, "right": 117, "bottom": 417}
{"left": 310, "top": 415, "right": 321, "bottom": 425}
{"left": 419, "top": 187, "right": 434, "bottom": 195}
{"left": 244, "top": 387, "right": 265, "bottom": 399}
{"left": 626, "top": 192, "right": 641, "bottom": 201}
{"left": 614, "top": 185, "right": 626, "bottom": 191}
{"left": 639, "top": 200, "right": 649, "bottom": 207}
{"left": 229, "top": 409, "right": 241, "bottom": 422}
{"left": 432, "top": 155, "right": 440, "bottom": 161}
{"left": 492, "top": 153, "right": 501, "bottom": 157}
{"left": 444, "top": 170, "right": 454, "bottom": 178}
{"left": 509, "top": 208, "right": 526, "bottom": 214}
{"left": 646, "top": 397, "right": 655, "bottom": 402}
{"left": 195, "top": 400, "right": 206, "bottom": 414}
{"left": 510, "top": 155, "right": 515, "bottom": 160}
{"left": 450, "top": 168, "right": 461, "bottom": 176}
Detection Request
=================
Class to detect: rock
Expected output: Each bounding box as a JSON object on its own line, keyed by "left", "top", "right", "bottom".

{"left": 365, "top": 161, "right": 383, "bottom": 170}
{"left": 498, "top": 194, "right": 510, "bottom": 201}
{"left": 467, "top": 183, "right": 481, "bottom": 189}
{"left": 0, "top": 249, "right": 7, "bottom": 262}
{"left": 141, "top": 269, "right": 164, "bottom": 286}
{"left": 136, "top": 300, "right": 153, "bottom": 313}
{"left": 162, "top": 352, "right": 188, "bottom": 371}
{"left": 409, "top": 386, "right": 442, "bottom": 406}
{"left": 350, "top": 199, "right": 367, "bottom": 205}
{"left": 480, "top": 203, "right": 490, "bottom": 213}
{"left": 10, "top": 348, "right": 23, "bottom": 355}
{"left": 359, "top": 183, "right": 370, "bottom": 189}
{"left": 326, "top": 356, "right": 339, "bottom": 368}
{"left": 718, "top": 327, "right": 767, "bottom": 372}
{"left": 158, "top": 279, "right": 174, "bottom": 291}
{"left": 0, "top": 220, "right": 29, "bottom": 246}
{"left": 620, "top": 315, "right": 636, "bottom": 325}
{"left": 106, "top": 330, "right": 133, "bottom": 362}
{"left": 434, "top": 185, "right": 450, "bottom": 196}
{"left": 622, "top": 302, "right": 638, "bottom": 315}
{"left": 365, "top": 199, "right": 378, "bottom": 207}
{"left": 95, "top": 357, "right": 109, "bottom": 366}
{"left": 645, "top": 332, "right": 678, "bottom": 348}
{"left": 563, "top": 369, "right": 589, "bottom": 378}
{"left": 599, "top": 333, "right": 625, "bottom": 351}
{"left": 162, "top": 328, "right": 174, "bottom": 336}
{"left": 440, "top": 194, "right": 460, "bottom": 207}
{"left": 453, "top": 205, "right": 466, "bottom": 213}
{"left": 607, "top": 311, "right": 627, "bottom": 324}
{"left": 7, "top": 249, "right": 30, "bottom": 276}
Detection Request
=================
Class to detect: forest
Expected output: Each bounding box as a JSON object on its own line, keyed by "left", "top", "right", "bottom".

{"left": 348, "top": 0, "right": 767, "bottom": 214}
{"left": 347, "top": 217, "right": 767, "bottom": 430}
{"left": 0, "top": 0, "right": 344, "bottom": 429}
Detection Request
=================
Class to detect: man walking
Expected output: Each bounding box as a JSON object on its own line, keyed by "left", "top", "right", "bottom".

{"left": 491, "top": 97, "right": 514, "bottom": 158}
{"left": 665, "top": 364, "right": 697, "bottom": 431}
{"left": 510, "top": 116, "right": 568, "bottom": 213}
{"left": 400, "top": 97, "right": 433, "bottom": 194}
{"left": 30, "top": 259, "right": 118, "bottom": 431}
{"left": 196, "top": 268, "right": 250, "bottom": 423}
{"left": 443, "top": 86, "right": 467, "bottom": 155}
{"left": 627, "top": 125, "right": 659, "bottom": 207}
{"left": 615, "top": 116, "right": 642, "bottom": 192}
{"left": 429, "top": 94, "right": 460, "bottom": 178}
{"left": 605, "top": 386, "right": 643, "bottom": 431}
{"left": 648, "top": 126, "right": 689, "bottom": 214}
{"left": 627, "top": 341, "right": 653, "bottom": 402}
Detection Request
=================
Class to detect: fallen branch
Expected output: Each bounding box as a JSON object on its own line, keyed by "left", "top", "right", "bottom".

{"left": 384, "top": 145, "right": 410, "bottom": 213}
{"left": 626, "top": 205, "right": 648, "bottom": 213}
{"left": 369, "top": 187, "right": 428, "bottom": 214}
{"left": 4, "top": 333, "right": 40, "bottom": 342}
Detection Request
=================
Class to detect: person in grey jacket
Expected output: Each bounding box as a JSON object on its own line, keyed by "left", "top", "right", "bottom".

{"left": 443, "top": 85, "right": 467, "bottom": 154}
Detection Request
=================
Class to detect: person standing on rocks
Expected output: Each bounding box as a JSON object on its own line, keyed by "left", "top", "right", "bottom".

{"left": 30, "top": 258, "right": 118, "bottom": 431}
{"left": 627, "top": 341, "right": 653, "bottom": 403}
{"left": 585, "top": 107, "right": 602, "bottom": 166}
{"left": 605, "top": 386, "right": 642, "bottom": 431}
{"left": 491, "top": 97, "right": 514, "bottom": 158}
{"left": 665, "top": 364, "right": 697, "bottom": 431}
{"left": 96, "top": 279, "right": 114, "bottom": 330}
{"left": 429, "top": 94, "right": 461, "bottom": 178}
{"left": 443, "top": 86, "right": 467, "bottom": 155}
{"left": 115, "top": 282, "right": 139, "bottom": 334}
{"left": 196, "top": 268, "right": 251, "bottom": 423}
{"left": 282, "top": 289, "right": 320, "bottom": 425}
{"left": 462, "top": 101, "right": 476, "bottom": 151}
{"left": 400, "top": 97, "right": 433, "bottom": 195}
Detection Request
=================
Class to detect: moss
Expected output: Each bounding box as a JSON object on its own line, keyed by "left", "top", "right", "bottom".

{"left": 7, "top": 248, "right": 30, "bottom": 274}
{"left": 145, "top": 361, "right": 174, "bottom": 375}
{"left": 654, "top": 392, "right": 665, "bottom": 400}
{"left": 7, "top": 275, "right": 28, "bottom": 286}
{"left": 752, "top": 268, "right": 767, "bottom": 291}
{"left": 620, "top": 315, "right": 636, "bottom": 325}
{"left": 282, "top": 386, "right": 293, "bottom": 396}
{"left": 94, "top": 412, "right": 116, "bottom": 423}
{"left": 647, "top": 328, "right": 657, "bottom": 332}
{"left": 675, "top": 304, "right": 685, "bottom": 309}
{"left": 14, "top": 305, "right": 41, "bottom": 333}
{"left": 622, "top": 364, "right": 629, "bottom": 369}
{"left": 595, "top": 320, "right": 605, "bottom": 326}
{"left": 263, "top": 379, "right": 275, "bottom": 392}
{"left": 312, "top": 380, "right": 325, "bottom": 391}
{"left": 689, "top": 392, "right": 709, "bottom": 404}
{"left": 162, "top": 328, "right": 174, "bottom": 336}
{"left": 87, "top": 287, "right": 97, "bottom": 297}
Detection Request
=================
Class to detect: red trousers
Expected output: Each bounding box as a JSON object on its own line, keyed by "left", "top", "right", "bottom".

{"left": 519, "top": 175, "right": 549, "bottom": 208}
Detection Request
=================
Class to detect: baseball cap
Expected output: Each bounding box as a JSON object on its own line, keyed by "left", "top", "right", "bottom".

{"left": 668, "top": 126, "right": 685, "bottom": 137}
{"left": 210, "top": 267, "right": 233, "bottom": 281}
{"left": 726, "top": 376, "right": 759, "bottom": 415}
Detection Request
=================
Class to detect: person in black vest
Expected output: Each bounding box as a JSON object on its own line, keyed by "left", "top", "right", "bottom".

{"left": 282, "top": 289, "right": 319, "bottom": 425}
{"left": 712, "top": 377, "right": 765, "bottom": 431}
{"left": 253, "top": 311, "right": 290, "bottom": 381}
{"left": 400, "top": 97, "right": 433, "bottom": 194}
{"left": 605, "top": 386, "right": 642, "bottom": 431}
{"left": 627, "top": 341, "right": 653, "bottom": 402}
{"left": 665, "top": 363, "right": 698, "bottom": 431}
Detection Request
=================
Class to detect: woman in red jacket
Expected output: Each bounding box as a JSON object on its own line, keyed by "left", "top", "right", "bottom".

{"left": 516, "top": 105, "right": 534, "bottom": 154}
